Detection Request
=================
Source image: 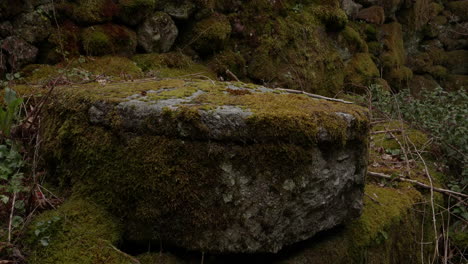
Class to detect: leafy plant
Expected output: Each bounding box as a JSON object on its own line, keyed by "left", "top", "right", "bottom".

{"left": 0, "top": 88, "right": 23, "bottom": 138}
{"left": 370, "top": 85, "right": 467, "bottom": 178}
{"left": 0, "top": 86, "right": 28, "bottom": 255}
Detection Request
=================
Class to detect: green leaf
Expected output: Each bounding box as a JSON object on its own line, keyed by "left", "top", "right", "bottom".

{"left": 4, "top": 87, "right": 17, "bottom": 105}
{"left": 40, "top": 237, "right": 50, "bottom": 247}
{"left": 11, "top": 215, "right": 23, "bottom": 228}
{"left": 0, "top": 195, "right": 9, "bottom": 204}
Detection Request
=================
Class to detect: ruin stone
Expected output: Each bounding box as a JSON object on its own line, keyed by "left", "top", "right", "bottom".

{"left": 38, "top": 79, "right": 369, "bottom": 253}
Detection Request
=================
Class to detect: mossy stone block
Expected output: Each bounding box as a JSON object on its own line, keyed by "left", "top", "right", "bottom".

{"left": 35, "top": 79, "right": 369, "bottom": 253}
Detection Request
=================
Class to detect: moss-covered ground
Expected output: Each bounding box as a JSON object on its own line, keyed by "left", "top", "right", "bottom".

{"left": 17, "top": 76, "right": 443, "bottom": 263}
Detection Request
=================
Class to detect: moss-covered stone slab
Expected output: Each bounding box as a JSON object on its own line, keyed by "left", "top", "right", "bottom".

{"left": 33, "top": 79, "right": 369, "bottom": 253}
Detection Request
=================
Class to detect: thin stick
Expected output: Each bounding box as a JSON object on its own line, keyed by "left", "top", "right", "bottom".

{"left": 7, "top": 192, "right": 16, "bottom": 243}
{"left": 225, "top": 69, "right": 240, "bottom": 82}
{"left": 368, "top": 171, "right": 468, "bottom": 200}
{"left": 389, "top": 131, "right": 411, "bottom": 176}
{"left": 371, "top": 129, "right": 402, "bottom": 135}
{"left": 276, "top": 88, "right": 354, "bottom": 104}
{"left": 407, "top": 139, "right": 439, "bottom": 263}
{"left": 365, "top": 193, "right": 382, "bottom": 205}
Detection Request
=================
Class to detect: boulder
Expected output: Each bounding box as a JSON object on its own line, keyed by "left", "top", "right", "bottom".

{"left": 356, "top": 6, "right": 385, "bottom": 25}
{"left": 340, "top": 0, "right": 362, "bottom": 18}
{"left": 137, "top": 12, "right": 178, "bottom": 53}
{"left": 36, "top": 79, "right": 369, "bottom": 253}
{"left": 117, "top": 0, "right": 156, "bottom": 26}
{"left": 12, "top": 10, "right": 52, "bottom": 43}
{"left": 1, "top": 36, "right": 38, "bottom": 70}
{"left": 163, "top": 1, "right": 196, "bottom": 20}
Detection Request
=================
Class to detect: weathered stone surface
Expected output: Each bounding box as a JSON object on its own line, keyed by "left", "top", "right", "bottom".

{"left": 163, "top": 1, "right": 196, "bottom": 20}
{"left": 356, "top": 6, "right": 385, "bottom": 24}
{"left": 137, "top": 12, "right": 178, "bottom": 53}
{"left": 341, "top": 0, "right": 362, "bottom": 18}
{"left": 1, "top": 36, "right": 38, "bottom": 70}
{"left": 12, "top": 10, "right": 52, "bottom": 43}
{"left": 36, "top": 79, "right": 369, "bottom": 253}
{"left": 0, "top": 22, "right": 13, "bottom": 38}
{"left": 117, "top": 0, "right": 156, "bottom": 26}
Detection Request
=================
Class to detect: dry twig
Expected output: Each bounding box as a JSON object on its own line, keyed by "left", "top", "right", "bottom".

{"left": 276, "top": 88, "right": 354, "bottom": 104}
{"left": 368, "top": 171, "right": 468, "bottom": 201}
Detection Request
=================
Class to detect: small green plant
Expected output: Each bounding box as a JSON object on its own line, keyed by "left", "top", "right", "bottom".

{"left": 33, "top": 216, "right": 62, "bottom": 247}
{"left": 369, "top": 84, "right": 467, "bottom": 263}
{"left": 0, "top": 88, "right": 23, "bottom": 137}
{"left": 370, "top": 85, "right": 467, "bottom": 177}
{"left": 0, "top": 86, "right": 28, "bottom": 256}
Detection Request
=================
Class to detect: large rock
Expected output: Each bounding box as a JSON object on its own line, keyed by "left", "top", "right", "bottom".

{"left": 12, "top": 10, "right": 52, "bottom": 43}
{"left": 137, "top": 12, "right": 178, "bottom": 53}
{"left": 1, "top": 36, "right": 38, "bottom": 70}
{"left": 36, "top": 79, "right": 369, "bottom": 253}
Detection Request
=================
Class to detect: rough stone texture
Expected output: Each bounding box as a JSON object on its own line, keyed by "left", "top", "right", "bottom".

{"left": 37, "top": 79, "right": 369, "bottom": 254}
{"left": 341, "top": 0, "right": 362, "bottom": 18}
{"left": 0, "top": 21, "right": 12, "bottom": 38}
{"left": 357, "top": 6, "right": 385, "bottom": 24}
{"left": 163, "top": 1, "right": 196, "bottom": 20}
{"left": 137, "top": 12, "right": 178, "bottom": 53}
{"left": 1, "top": 36, "right": 38, "bottom": 70}
{"left": 12, "top": 10, "right": 52, "bottom": 43}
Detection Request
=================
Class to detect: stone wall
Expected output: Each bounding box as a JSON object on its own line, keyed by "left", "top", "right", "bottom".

{"left": 2, "top": 0, "right": 465, "bottom": 95}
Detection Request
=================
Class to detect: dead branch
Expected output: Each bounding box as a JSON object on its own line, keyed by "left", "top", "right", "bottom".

{"left": 368, "top": 171, "right": 468, "bottom": 201}
{"left": 276, "top": 88, "right": 354, "bottom": 104}
{"left": 365, "top": 193, "right": 382, "bottom": 205}
{"left": 225, "top": 69, "right": 240, "bottom": 82}
{"left": 371, "top": 129, "right": 402, "bottom": 135}
{"left": 7, "top": 192, "right": 16, "bottom": 243}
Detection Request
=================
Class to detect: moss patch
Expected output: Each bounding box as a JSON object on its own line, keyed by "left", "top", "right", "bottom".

{"left": 58, "top": 0, "right": 118, "bottom": 25}
{"left": 189, "top": 13, "right": 232, "bottom": 54}
{"left": 23, "top": 199, "right": 137, "bottom": 264}
{"left": 81, "top": 24, "right": 137, "bottom": 56}
{"left": 131, "top": 52, "right": 216, "bottom": 79}
{"left": 20, "top": 56, "right": 144, "bottom": 85}
{"left": 344, "top": 53, "right": 379, "bottom": 92}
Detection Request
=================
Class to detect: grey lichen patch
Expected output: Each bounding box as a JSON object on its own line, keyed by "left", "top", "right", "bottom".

{"left": 24, "top": 78, "right": 369, "bottom": 145}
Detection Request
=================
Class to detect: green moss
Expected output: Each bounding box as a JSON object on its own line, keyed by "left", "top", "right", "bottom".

{"left": 380, "top": 23, "right": 406, "bottom": 69}
{"left": 311, "top": 5, "right": 348, "bottom": 31}
{"left": 245, "top": 6, "right": 345, "bottom": 96}
{"left": 21, "top": 64, "right": 61, "bottom": 85}
{"left": 24, "top": 78, "right": 369, "bottom": 247}
{"left": 340, "top": 26, "right": 368, "bottom": 53}
{"left": 427, "top": 65, "right": 448, "bottom": 79}
{"left": 23, "top": 199, "right": 136, "bottom": 264}
{"left": 344, "top": 53, "right": 379, "bottom": 92}
{"left": 208, "top": 50, "right": 247, "bottom": 80}
{"left": 77, "top": 56, "right": 144, "bottom": 78}
{"left": 59, "top": 0, "right": 117, "bottom": 25}
{"left": 190, "top": 14, "right": 232, "bottom": 54}
{"left": 131, "top": 52, "right": 217, "bottom": 79}
{"left": 20, "top": 56, "right": 144, "bottom": 85}
{"left": 81, "top": 24, "right": 137, "bottom": 56}
{"left": 46, "top": 21, "right": 81, "bottom": 62}
{"left": 387, "top": 66, "right": 413, "bottom": 88}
